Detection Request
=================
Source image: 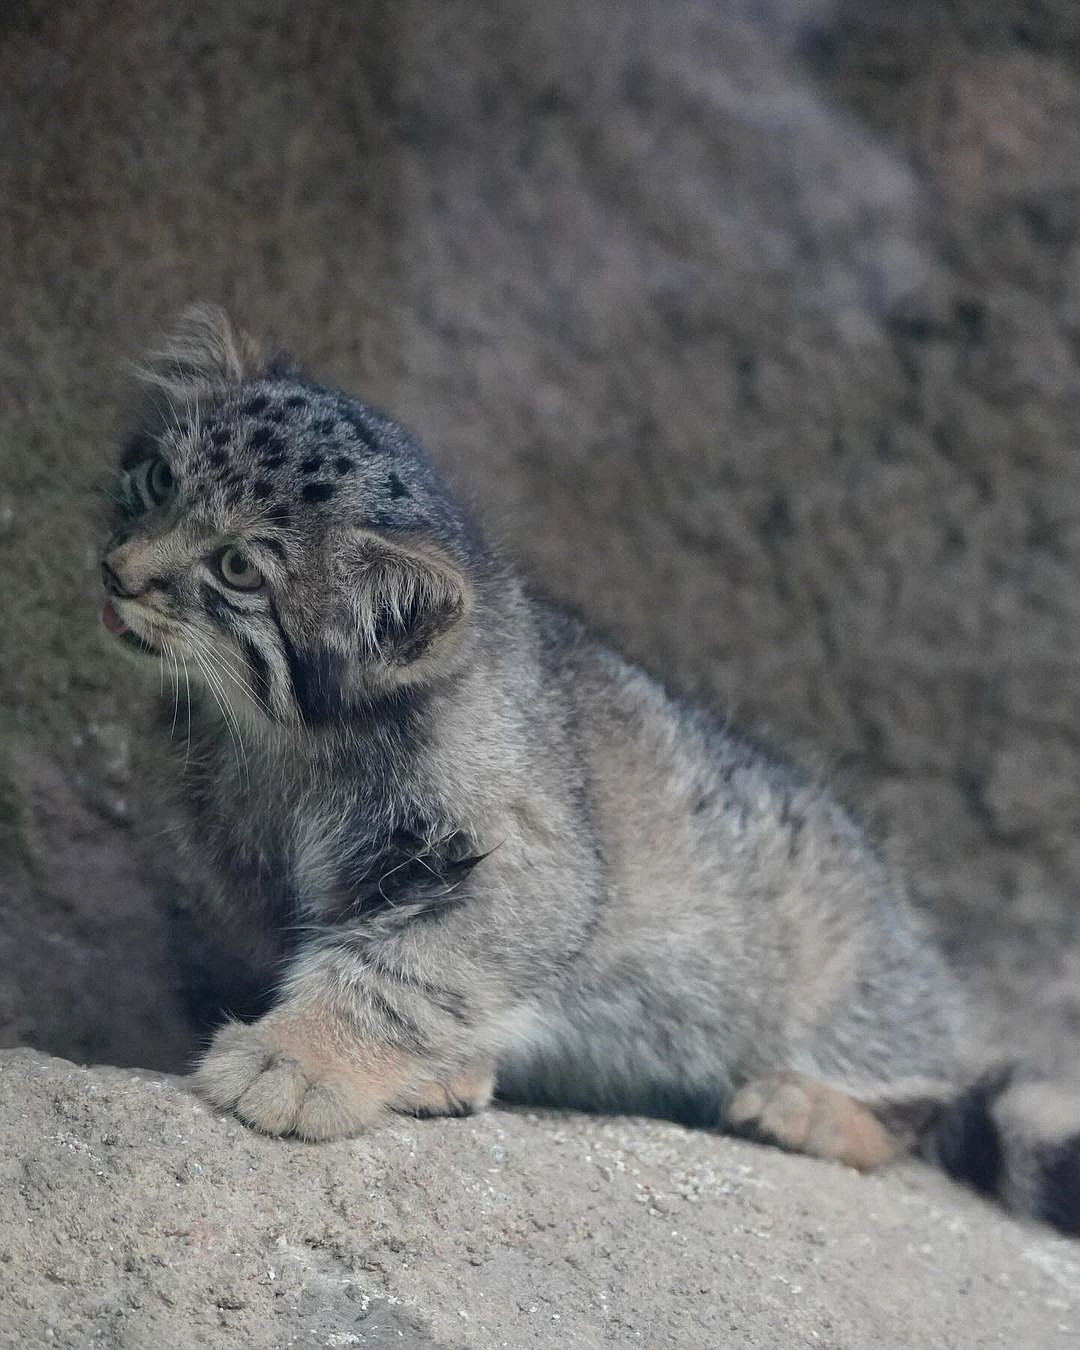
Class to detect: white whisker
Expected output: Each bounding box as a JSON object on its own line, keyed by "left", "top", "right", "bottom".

{"left": 166, "top": 639, "right": 180, "bottom": 740}
{"left": 196, "top": 637, "right": 273, "bottom": 721}
{"left": 188, "top": 641, "right": 249, "bottom": 789}
{"left": 180, "top": 649, "right": 192, "bottom": 772}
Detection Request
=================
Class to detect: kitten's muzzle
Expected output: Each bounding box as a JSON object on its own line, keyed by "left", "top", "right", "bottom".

{"left": 101, "top": 559, "right": 137, "bottom": 599}
{"left": 101, "top": 553, "right": 162, "bottom": 654}
{"left": 101, "top": 598, "right": 159, "bottom": 655}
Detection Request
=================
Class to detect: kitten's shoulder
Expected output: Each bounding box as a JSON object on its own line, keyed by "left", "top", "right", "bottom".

{"left": 521, "top": 586, "right": 820, "bottom": 802}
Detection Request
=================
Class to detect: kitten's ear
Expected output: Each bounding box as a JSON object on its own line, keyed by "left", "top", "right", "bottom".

{"left": 331, "top": 530, "right": 472, "bottom": 685}
{"left": 136, "top": 304, "right": 265, "bottom": 401}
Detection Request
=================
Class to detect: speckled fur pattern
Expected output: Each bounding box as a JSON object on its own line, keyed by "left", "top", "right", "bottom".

{"left": 100, "top": 308, "right": 1079, "bottom": 1234}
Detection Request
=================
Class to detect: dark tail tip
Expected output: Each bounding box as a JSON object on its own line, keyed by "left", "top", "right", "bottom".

{"left": 1036, "top": 1133, "right": 1080, "bottom": 1236}
{"left": 928, "top": 1068, "right": 1080, "bottom": 1237}
{"left": 930, "top": 1069, "right": 1012, "bottom": 1200}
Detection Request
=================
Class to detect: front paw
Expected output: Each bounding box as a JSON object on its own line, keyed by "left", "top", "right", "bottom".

{"left": 193, "top": 1011, "right": 412, "bottom": 1141}
{"left": 397, "top": 1065, "right": 496, "bottom": 1118}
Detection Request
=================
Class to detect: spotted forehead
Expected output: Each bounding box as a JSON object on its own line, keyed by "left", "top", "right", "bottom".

{"left": 158, "top": 382, "right": 420, "bottom": 526}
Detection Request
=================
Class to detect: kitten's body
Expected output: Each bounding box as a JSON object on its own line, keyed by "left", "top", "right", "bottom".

{"left": 103, "top": 308, "right": 1077, "bottom": 1231}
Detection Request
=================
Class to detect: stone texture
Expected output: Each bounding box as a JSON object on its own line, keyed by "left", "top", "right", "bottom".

{"left": 3, "top": 1049, "right": 1080, "bottom": 1349}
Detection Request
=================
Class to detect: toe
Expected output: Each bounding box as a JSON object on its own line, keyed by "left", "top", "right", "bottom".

{"left": 760, "top": 1080, "right": 813, "bottom": 1148}
{"left": 193, "top": 1023, "right": 272, "bottom": 1109}
{"left": 293, "top": 1076, "right": 372, "bottom": 1141}
{"left": 726, "top": 1085, "right": 767, "bottom": 1129}
{"left": 234, "top": 1058, "right": 308, "bottom": 1136}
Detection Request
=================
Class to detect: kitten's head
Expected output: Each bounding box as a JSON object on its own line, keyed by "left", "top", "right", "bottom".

{"left": 100, "top": 306, "right": 484, "bottom": 729}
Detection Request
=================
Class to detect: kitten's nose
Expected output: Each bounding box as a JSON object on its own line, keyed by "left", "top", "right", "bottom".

{"left": 101, "top": 558, "right": 135, "bottom": 598}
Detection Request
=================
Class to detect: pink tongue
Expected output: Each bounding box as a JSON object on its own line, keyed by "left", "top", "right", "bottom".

{"left": 102, "top": 602, "right": 129, "bottom": 636}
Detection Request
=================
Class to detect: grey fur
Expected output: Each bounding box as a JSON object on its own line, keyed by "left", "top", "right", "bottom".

{"left": 100, "top": 307, "right": 1076, "bottom": 1231}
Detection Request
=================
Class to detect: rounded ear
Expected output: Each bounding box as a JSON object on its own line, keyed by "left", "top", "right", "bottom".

{"left": 331, "top": 530, "right": 472, "bottom": 683}
{"left": 136, "top": 304, "right": 265, "bottom": 402}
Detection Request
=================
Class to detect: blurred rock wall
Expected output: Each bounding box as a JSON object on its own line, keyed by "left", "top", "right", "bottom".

{"left": 1, "top": 0, "right": 1077, "bottom": 1070}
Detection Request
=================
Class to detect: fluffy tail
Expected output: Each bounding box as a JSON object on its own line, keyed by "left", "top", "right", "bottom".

{"left": 920, "top": 1070, "right": 1080, "bottom": 1236}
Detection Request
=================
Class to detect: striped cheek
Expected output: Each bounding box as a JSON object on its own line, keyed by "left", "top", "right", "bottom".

{"left": 266, "top": 598, "right": 350, "bottom": 726}
{"left": 196, "top": 582, "right": 285, "bottom": 722}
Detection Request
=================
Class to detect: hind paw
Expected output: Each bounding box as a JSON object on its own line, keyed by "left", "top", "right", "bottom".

{"left": 727, "top": 1071, "right": 899, "bottom": 1171}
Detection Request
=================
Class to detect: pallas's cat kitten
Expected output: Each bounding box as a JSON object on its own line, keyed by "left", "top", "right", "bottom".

{"left": 99, "top": 307, "right": 1078, "bottom": 1233}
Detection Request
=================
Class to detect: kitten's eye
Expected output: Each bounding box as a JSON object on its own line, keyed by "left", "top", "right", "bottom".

{"left": 143, "top": 457, "right": 175, "bottom": 506}
{"left": 216, "top": 546, "right": 264, "bottom": 591}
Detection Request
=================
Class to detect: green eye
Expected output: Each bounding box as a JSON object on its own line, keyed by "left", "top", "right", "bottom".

{"left": 143, "top": 457, "right": 175, "bottom": 506}
{"left": 216, "top": 546, "right": 264, "bottom": 591}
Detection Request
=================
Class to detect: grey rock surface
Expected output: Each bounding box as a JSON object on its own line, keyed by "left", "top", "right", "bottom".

{"left": 3, "top": 1049, "right": 1079, "bottom": 1349}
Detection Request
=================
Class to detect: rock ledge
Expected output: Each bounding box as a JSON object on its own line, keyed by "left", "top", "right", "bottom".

{"left": 1, "top": 1049, "right": 1078, "bottom": 1348}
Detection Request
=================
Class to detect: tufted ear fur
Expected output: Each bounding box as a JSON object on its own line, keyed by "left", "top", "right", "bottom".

{"left": 136, "top": 304, "right": 266, "bottom": 403}
{"left": 329, "top": 530, "right": 473, "bottom": 691}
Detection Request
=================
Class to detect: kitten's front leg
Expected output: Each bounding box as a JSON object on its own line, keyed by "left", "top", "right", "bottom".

{"left": 193, "top": 945, "right": 495, "bottom": 1140}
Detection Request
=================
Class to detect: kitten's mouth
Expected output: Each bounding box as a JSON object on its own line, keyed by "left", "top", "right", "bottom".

{"left": 102, "top": 601, "right": 159, "bottom": 655}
